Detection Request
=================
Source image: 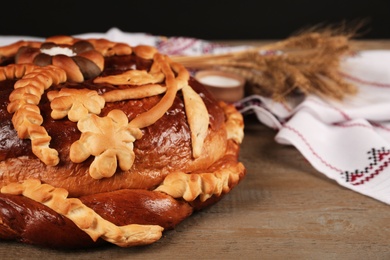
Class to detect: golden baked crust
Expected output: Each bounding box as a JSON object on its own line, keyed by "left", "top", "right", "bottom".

{"left": 1, "top": 179, "right": 164, "bottom": 247}
{"left": 0, "top": 35, "right": 245, "bottom": 248}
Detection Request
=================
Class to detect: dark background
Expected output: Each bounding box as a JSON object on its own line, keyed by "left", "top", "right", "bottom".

{"left": 1, "top": 1, "right": 389, "bottom": 40}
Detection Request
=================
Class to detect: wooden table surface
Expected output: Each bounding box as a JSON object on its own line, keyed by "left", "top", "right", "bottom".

{"left": 1, "top": 40, "right": 390, "bottom": 260}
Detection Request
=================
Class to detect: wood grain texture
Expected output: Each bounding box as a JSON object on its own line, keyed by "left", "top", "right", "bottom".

{"left": 1, "top": 40, "right": 390, "bottom": 260}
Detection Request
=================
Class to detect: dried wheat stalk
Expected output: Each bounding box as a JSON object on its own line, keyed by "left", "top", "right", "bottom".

{"left": 171, "top": 24, "right": 363, "bottom": 101}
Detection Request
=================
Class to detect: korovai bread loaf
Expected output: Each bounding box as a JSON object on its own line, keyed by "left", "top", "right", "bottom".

{"left": 0, "top": 35, "right": 245, "bottom": 249}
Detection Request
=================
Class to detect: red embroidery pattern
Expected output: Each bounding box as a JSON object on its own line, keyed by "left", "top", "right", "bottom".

{"left": 339, "top": 71, "right": 390, "bottom": 88}
{"left": 341, "top": 147, "right": 390, "bottom": 185}
{"left": 156, "top": 37, "right": 221, "bottom": 56}
{"left": 282, "top": 124, "right": 342, "bottom": 172}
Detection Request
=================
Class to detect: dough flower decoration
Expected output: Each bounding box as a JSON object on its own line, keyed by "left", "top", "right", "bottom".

{"left": 1, "top": 64, "right": 67, "bottom": 166}
{"left": 95, "top": 51, "right": 210, "bottom": 159}
{"left": 0, "top": 38, "right": 210, "bottom": 178}
{"left": 0, "top": 179, "right": 163, "bottom": 246}
{"left": 47, "top": 88, "right": 106, "bottom": 122}
{"left": 70, "top": 109, "right": 143, "bottom": 179}
{"left": 0, "top": 35, "right": 246, "bottom": 248}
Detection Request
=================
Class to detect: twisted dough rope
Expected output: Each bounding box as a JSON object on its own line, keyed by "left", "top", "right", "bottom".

{"left": 3, "top": 64, "right": 67, "bottom": 166}
{"left": 0, "top": 38, "right": 245, "bottom": 247}
{"left": 0, "top": 36, "right": 134, "bottom": 168}
{"left": 40, "top": 36, "right": 133, "bottom": 59}
{"left": 0, "top": 36, "right": 131, "bottom": 83}
{"left": 1, "top": 39, "right": 209, "bottom": 173}
{"left": 0, "top": 63, "right": 37, "bottom": 80}
{"left": 0, "top": 179, "right": 163, "bottom": 247}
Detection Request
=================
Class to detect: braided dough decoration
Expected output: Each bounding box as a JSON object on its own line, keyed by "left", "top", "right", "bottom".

{"left": 0, "top": 36, "right": 132, "bottom": 60}
{"left": 4, "top": 64, "right": 67, "bottom": 166}
{"left": 16, "top": 40, "right": 104, "bottom": 83}
{"left": 0, "top": 63, "right": 37, "bottom": 80}
{"left": 0, "top": 179, "right": 163, "bottom": 247}
{"left": 3, "top": 35, "right": 133, "bottom": 83}
{"left": 0, "top": 35, "right": 246, "bottom": 248}
{"left": 2, "top": 37, "right": 210, "bottom": 174}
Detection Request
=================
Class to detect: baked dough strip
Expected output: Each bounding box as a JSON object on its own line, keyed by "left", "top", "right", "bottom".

{"left": 219, "top": 101, "right": 245, "bottom": 143}
{"left": 154, "top": 103, "right": 245, "bottom": 201}
{"left": 182, "top": 84, "right": 209, "bottom": 158}
{"left": 0, "top": 179, "right": 164, "bottom": 247}
{"left": 96, "top": 52, "right": 208, "bottom": 159}
{"left": 128, "top": 53, "right": 179, "bottom": 129}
